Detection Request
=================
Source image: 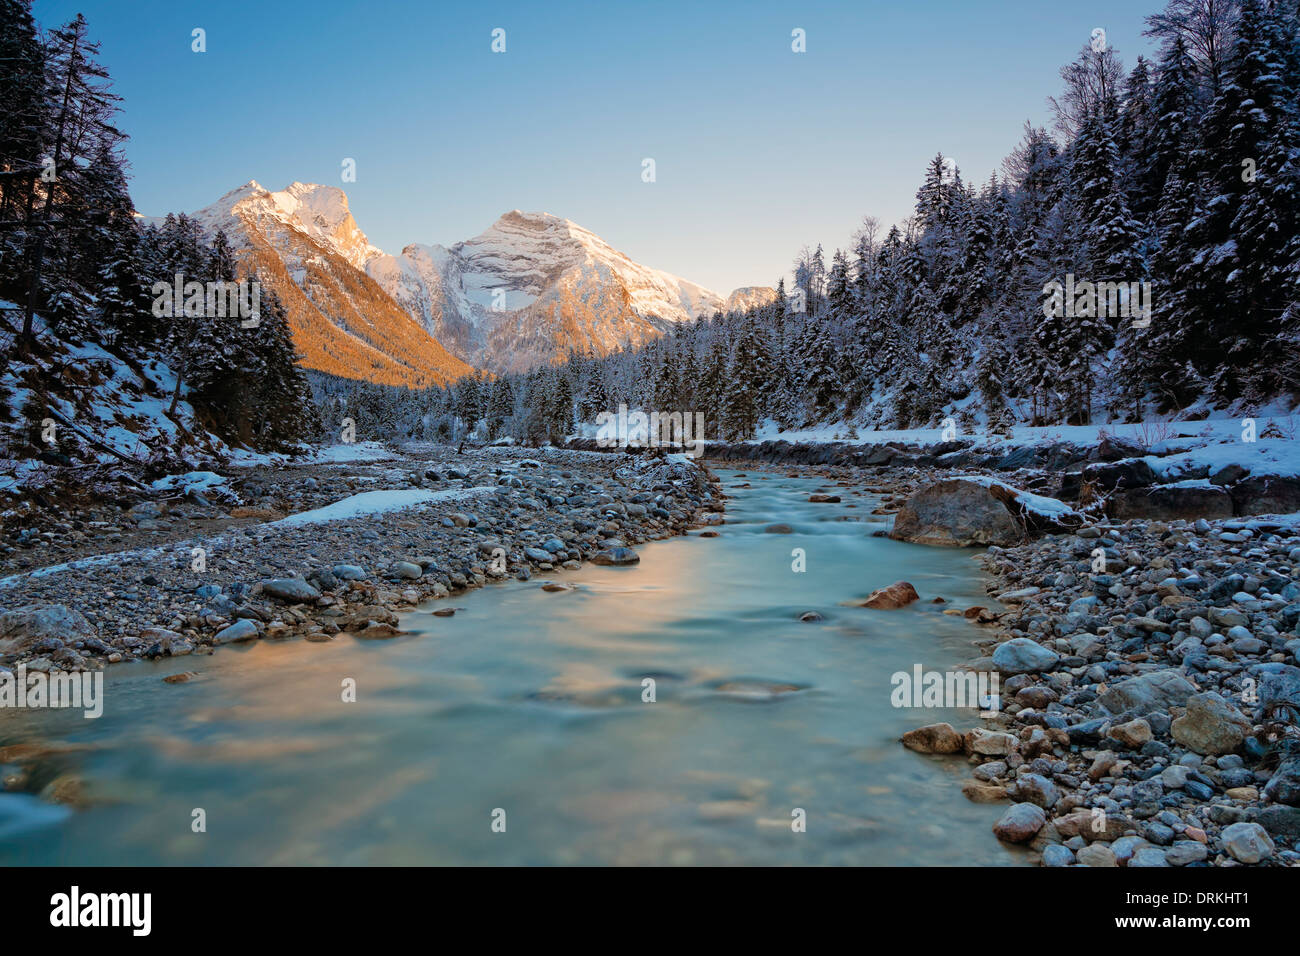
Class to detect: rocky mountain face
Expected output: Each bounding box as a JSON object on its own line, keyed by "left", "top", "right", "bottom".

{"left": 170, "top": 183, "right": 770, "bottom": 378}
{"left": 161, "top": 182, "right": 471, "bottom": 389}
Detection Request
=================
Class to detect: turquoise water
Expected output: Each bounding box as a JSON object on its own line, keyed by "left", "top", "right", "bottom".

{"left": 0, "top": 471, "right": 1022, "bottom": 865}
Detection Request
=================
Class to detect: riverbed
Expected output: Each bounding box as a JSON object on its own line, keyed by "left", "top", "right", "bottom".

{"left": 0, "top": 470, "right": 1022, "bottom": 865}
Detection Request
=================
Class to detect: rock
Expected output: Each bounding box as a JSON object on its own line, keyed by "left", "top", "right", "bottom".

{"left": 1256, "top": 805, "right": 1300, "bottom": 842}
{"left": 1230, "top": 475, "right": 1300, "bottom": 516}
{"left": 1160, "top": 765, "right": 1190, "bottom": 789}
{"left": 966, "top": 728, "right": 1019, "bottom": 756}
{"left": 763, "top": 524, "right": 793, "bottom": 534}
{"left": 961, "top": 781, "right": 1008, "bottom": 803}
{"left": 1220, "top": 822, "right": 1274, "bottom": 863}
{"left": 1110, "top": 835, "right": 1149, "bottom": 865}
{"left": 1098, "top": 669, "right": 1197, "bottom": 715}
{"left": 260, "top": 578, "right": 322, "bottom": 603}
{"left": 807, "top": 494, "right": 841, "bottom": 503}
{"left": 541, "top": 582, "right": 576, "bottom": 593}
{"left": 391, "top": 561, "right": 423, "bottom": 580}
{"left": 1041, "top": 844, "right": 1074, "bottom": 867}
{"left": 1170, "top": 692, "right": 1251, "bottom": 755}
{"left": 798, "top": 611, "right": 823, "bottom": 623}
{"left": 848, "top": 581, "right": 920, "bottom": 610}
{"left": 1129, "top": 847, "right": 1171, "bottom": 867}
{"left": 1077, "top": 843, "right": 1118, "bottom": 867}
{"left": 890, "top": 477, "right": 1080, "bottom": 547}
{"left": 1054, "top": 809, "right": 1132, "bottom": 842}
{"left": 901, "top": 723, "right": 964, "bottom": 754}
{"left": 1109, "top": 718, "right": 1153, "bottom": 748}
{"left": 993, "top": 803, "right": 1046, "bottom": 843}
{"left": 0, "top": 605, "right": 97, "bottom": 654}
{"left": 1107, "top": 485, "right": 1233, "bottom": 521}
{"left": 1165, "top": 841, "right": 1208, "bottom": 866}
{"left": 992, "top": 637, "right": 1059, "bottom": 675}
{"left": 332, "top": 564, "right": 368, "bottom": 581}
{"left": 590, "top": 548, "right": 640, "bottom": 566}
{"left": 213, "top": 619, "right": 260, "bottom": 644}
{"left": 162, "top": 671, "right": 200, "bottom": 684}
{"left": 1209, "top": 463, "right": 1250, "bottom": 486}
{"left": 1014, "top": 772, "right": 1060, "bottom": 809}
{"left": 1262, "top": 743, "right": 1300, "bottom": 806}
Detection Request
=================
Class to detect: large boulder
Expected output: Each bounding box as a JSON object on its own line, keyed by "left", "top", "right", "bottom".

{"left": 0, "top": 604, "right": 97, "bottom": 654}
{"left": 1230, "top": 475, "right": 1300, "bottom": 516}
{"left": 1106, "top": 483, "right": 1234, "bottom": 521}
{"left": 890, "top": 477, "right": 1081, "bottom": 547}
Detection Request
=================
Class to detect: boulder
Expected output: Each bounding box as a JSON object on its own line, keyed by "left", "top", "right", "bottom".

{"left": 1107, "top": 484, "right": 1233, "bottom": 521}
{"left": 1230, "top": 475, "right": 1300, "bottom": 516}
{"left": 846, "top": 581, "right": 920, "bottom": 610}
{"left": 1170, "top": 692, "right": 1251, "bottom": 755}
{"left": 0, "top": 605, "right": 97, "bottom": 654}
{"left": 889, "top": 477, "right": 1080, "bottom": 547}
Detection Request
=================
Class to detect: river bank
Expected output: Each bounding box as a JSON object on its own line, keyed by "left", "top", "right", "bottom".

{"left": 703, "top": 453, "right": 1300, "bottom": 867}
{"left": 0, "top": 445, "right": 722, "bottom": 672}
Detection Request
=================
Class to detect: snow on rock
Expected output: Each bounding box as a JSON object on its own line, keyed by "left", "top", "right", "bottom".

{"left": 891, "top": 476, "right": 1082, "bottom": 547}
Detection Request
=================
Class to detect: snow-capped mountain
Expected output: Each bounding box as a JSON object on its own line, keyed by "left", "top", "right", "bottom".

{"left": 365, "top": 209, "right": 736, "bottom": 372}
{"left": 166, "top": 182, "right": 771, "bottom": 377}
{"left": 152, "top": 181, "right": 471, "bottom": 389}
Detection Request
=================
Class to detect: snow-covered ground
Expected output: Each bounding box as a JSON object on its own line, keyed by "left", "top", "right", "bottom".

{"left": 268, "top": 485, "right": 496, "bottom": 529}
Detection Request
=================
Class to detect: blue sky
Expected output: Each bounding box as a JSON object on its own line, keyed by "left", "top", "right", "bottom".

{"left": 33, "top": 0, "right": 1160, "bottom": 294}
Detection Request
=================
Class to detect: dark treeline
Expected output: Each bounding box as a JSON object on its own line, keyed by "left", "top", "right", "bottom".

{"left": 440, "top": 0, "right": 1299, "bottom": 443}
{"left": 0, "top": 2, "right": 315, "bottom": 455}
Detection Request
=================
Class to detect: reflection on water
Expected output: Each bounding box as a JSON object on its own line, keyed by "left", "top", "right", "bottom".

{"left": 0, "top": 470, "right": 1022, "bottom": 865}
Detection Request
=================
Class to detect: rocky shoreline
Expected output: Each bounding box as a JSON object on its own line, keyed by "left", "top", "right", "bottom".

{"left": 707, "top": 452, "right": 1299, "bottom": 866}
{"left": 0, "top": 446, "right": 723, "bottom": 673}
{"left": 950, "top": 511, "right": 1300, "bottom": 867}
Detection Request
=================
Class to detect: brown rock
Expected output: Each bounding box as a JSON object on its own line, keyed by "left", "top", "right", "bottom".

{"left": 901, "top": 722, "right": 964, "bottom": 754}
{"left": 846, "top": 581, "right": 920, "bottom": 610}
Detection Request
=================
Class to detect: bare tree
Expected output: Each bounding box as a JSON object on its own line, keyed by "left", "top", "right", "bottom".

{"left": 1145, "top": 0, "right": 1240, "bottom": 98}
{"left": 1048, "top": 43, "right": 1126, "bottom": 138}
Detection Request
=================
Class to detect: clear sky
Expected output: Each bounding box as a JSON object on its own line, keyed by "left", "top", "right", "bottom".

{"left": 32, "top": 0, "right": 1160, "bottom": 294}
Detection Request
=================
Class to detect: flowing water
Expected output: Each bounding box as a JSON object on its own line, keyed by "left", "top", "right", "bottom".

{"left": 0, "top": 470, "right": 1026, "bottom": 865}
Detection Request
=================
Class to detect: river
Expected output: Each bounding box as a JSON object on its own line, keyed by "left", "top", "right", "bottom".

{"left": 0, "top": 470, "right": 1024, "bottom": 865}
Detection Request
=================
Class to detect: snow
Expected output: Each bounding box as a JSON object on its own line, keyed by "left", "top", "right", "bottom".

{"left": 743, "top": 417, "right": 1300, "bottom": 480}
{"left": 957, "top": 475, "right": 1078, "bottom": 517}
{"left": 268, "top": 485, "right": 496, "bottom": 529}
{"left": 309, "top": 441, "right": 396, "bottom": 464}
{"left": 150, "top": 471, "right": 229, "bottom": 494}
